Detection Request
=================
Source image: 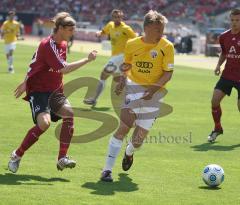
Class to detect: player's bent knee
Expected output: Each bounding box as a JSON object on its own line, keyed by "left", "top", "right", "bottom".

{"left": 211, "top": 97, "right": 220, "bottom": 107}
{"left": 38, "top": 120, "right": 50, "bottom": 131}
{"left": 100, "top": 71, "right": 110, "bottom": 80}
{"left": 103, "top": 63, "right": 117, "bottom": 74}
{"left": 37, "top": 114, "right": 51, "bottom": 131}
{"left": 132, "top": 141, "right": 143, "bottom": 149}
{"left": 64, "top": 108, "right": 74, "bottom": 118}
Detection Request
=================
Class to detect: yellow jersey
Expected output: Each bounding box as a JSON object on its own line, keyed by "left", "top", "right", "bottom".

{"left": 124, "top": 36, "right": 174, "bottom": 86}
{"left": 102, "top": 21, "right": 136, "bottom": 56}
{"left": 1, "top": 20, "right": 20, "bottom": 44}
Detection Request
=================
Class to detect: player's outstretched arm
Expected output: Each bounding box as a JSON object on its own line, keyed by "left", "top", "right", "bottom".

{"left": 14, "top": 76, "right": 28, "bottom": 98}
{"left": 60, "top": 50, "right": 97, "bottom": 74}
{"left": 141, "top": 71, "right": 173, "bottom": 100}
{"left": 96, "top": 30, "right": 108, "bottom": 38}
{"left": 115, "top": 63, "right": 132, "bottom": 95}
{"left": 14, "top": 82, "right": 26, "bottom": 98}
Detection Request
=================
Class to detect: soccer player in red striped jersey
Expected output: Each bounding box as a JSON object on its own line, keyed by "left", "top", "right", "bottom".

{"left": 208, "top": 8, "right": 240, "bottom": 142}
{"left": 8, "top": 12, "right": 97, "bottom": 173}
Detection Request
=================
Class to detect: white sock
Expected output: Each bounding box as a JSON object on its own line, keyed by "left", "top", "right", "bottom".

{"left": 94, "top": 80, "right": 105, "bottom": 100}
{"left": 126, "top": 141, "right": 135, "bottom": 156}
{"left": 8, "top": 56, "right": 13, "bottom": 68}
{"left": 103, "top": 136, "right": 123, "bottom": 171}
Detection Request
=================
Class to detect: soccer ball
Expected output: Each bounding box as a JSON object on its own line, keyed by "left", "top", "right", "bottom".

{"left": 202, "top": 164, "right": 224, "bottom": 187}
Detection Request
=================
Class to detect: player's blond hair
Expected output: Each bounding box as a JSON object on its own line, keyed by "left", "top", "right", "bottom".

{"left": 143, "top": 10, "right": 168, "bottom": 28}
{"left": 52, "top": 12, "right": 76, "bottom": 33}
{"left": 230, "top": 8, "right": 240, "bottom": 16}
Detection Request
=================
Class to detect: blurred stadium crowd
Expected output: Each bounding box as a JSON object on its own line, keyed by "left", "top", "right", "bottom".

{"left": 1, "top": 0, "right": 239, "bottom": 25}
{"left": 1, "top": 0, "right": 239, "bottom": 55}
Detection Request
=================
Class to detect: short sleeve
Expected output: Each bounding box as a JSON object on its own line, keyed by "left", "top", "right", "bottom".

{"left": 219, "top": 35, "right": 225, "bottom": 55}
{"left": 1, "top": 22, "right": 6, "bottom": 31}
{"left": 162, "top": 44, "right": 174, "bottom": 71}
{"left": 44, "top": 41, "right": 67, "bottom": 71}
{"left": 102, "top": 22, "right": 111, "bottom": 35}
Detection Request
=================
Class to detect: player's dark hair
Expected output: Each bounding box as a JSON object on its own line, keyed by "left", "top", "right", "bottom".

{"left": 52, "top": 12, "right": 76, "bottom": 33}
{"left": 143, "top": 10, "right": 168, "bottom": 28}
{"left": 230, "top": 8, "right": 240, "bottom": 16}
{"left": 8, "top": 10, "right": 15, "bottom": 15}
{"left": 111, "top": 9, "right": 124, "bottom": 18}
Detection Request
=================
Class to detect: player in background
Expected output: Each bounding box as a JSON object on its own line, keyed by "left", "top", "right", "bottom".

{"left": 100, "top": 10, "right": 174, "bottom": 182}
{"left": 1, "top": 11, "right": 20, "bottom": 73}
{"left": 83, "top": 9, "right": 136, "bottom": 106}
{"left": 208, "top": 9, "right": 240, "bottom": 142}
{"left": 8, "top": 12, "right": 97, "bottom": 173}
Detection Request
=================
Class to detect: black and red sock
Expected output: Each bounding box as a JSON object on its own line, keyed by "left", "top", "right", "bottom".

{"left": 16, "top": 125, "right": 44, "bottom": 157}
{"left": 58, "top": 118, "right": 74, "bottom": 160}
{"left": 212, "top": 105, "right": 223, "bottom": 131}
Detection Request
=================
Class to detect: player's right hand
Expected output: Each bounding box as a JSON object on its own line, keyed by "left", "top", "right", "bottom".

{"left": 214, "top": 66, "right": 221, "bottom": 76}
{"left": 14, "top": 81, "right": 26, "bottom": 98}
{"left": 120, "top": 63, "right": 132, "bottom": 72}
{"left": 88, "top": 50, "right": 97, "bottom": 61}
{"left": 95, "top": 31, "right": 102, "bottom": 37}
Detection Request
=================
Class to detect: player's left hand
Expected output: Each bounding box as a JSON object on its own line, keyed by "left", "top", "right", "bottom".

{"left": 88, "top": 50, "right": 97, "bottom": 61}
{"left": 141, "top": 86, "right": 159, "bottom": 100}
{"left": 115, "top": 82, "right": 124, "bottom": 95}
{"left": 120, "top": 63, "right": 132, "bottom": 72}
{"left": 141, "top": 90, "right": 154, "bottom": 100}
{"left": 14, "top": 81, "right": 26, "bottom": 98}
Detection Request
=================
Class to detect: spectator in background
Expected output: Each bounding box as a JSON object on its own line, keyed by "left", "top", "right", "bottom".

{"left": 167, "top": 32, "right": 175, "bottom": 43}
{"left": 36, "top": 18, "right": 44, "bottom": 40}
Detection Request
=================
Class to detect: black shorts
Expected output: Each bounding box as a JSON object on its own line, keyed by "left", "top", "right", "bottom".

{"left": 28, "top": 91, "right": 68, "bottom": 124}
{"left": 215, "top": 77, "right": 240, "bottom": 99}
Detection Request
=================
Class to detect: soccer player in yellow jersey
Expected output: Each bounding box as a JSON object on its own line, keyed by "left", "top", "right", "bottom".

{"left": 1, "top": 11, "right": 20, "bottom": 73}
{"left": 84, "top": 9, "right": 136, "bottom": 106}
{"left": 100, "top": 10, "right": 174, "bottom": 182}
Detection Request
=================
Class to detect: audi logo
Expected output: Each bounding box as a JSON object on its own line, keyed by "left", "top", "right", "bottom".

{"left": 136, "top": 61, "right": 153, "bottom": 69}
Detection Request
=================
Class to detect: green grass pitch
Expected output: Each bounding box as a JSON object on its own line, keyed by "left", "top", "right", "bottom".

{"left": 0, "top": 42, "right": 239, "bottom": 205}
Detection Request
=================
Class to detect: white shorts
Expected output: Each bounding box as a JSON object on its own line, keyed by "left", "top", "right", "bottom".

{"left": 122, "top": 78, "right": 164, "bottom": 130}
{"left": 103, "top": 54, "right": 123, "bottom": 74}
{"left": 4, "top": 42, "right": 16, "bottom": 54}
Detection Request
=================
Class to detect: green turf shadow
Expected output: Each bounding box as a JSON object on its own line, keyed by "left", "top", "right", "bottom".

{"left": 198, "top": 186, "right": 222, "bottom": 190}
{"left": 91, "top": 107, "right": 111, "bottom": 112}
{"left": 0, "top": 173, "right": 70, "bottom": 185}
{"left": 191, "top": 142, "right": 240, "bottom": 152}
{"left": 81, "top": 173, "right": 138, "bottom": 195}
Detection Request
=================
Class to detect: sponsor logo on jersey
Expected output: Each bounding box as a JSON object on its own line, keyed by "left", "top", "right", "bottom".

{"left": 137, "top": 68, "right": 150, "bottom": 73}
{"left": 48, "top": 68, "right": 61, "bottom": 73}
{"left": 136, "top": 61, "right": 153, "bottom": 69}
